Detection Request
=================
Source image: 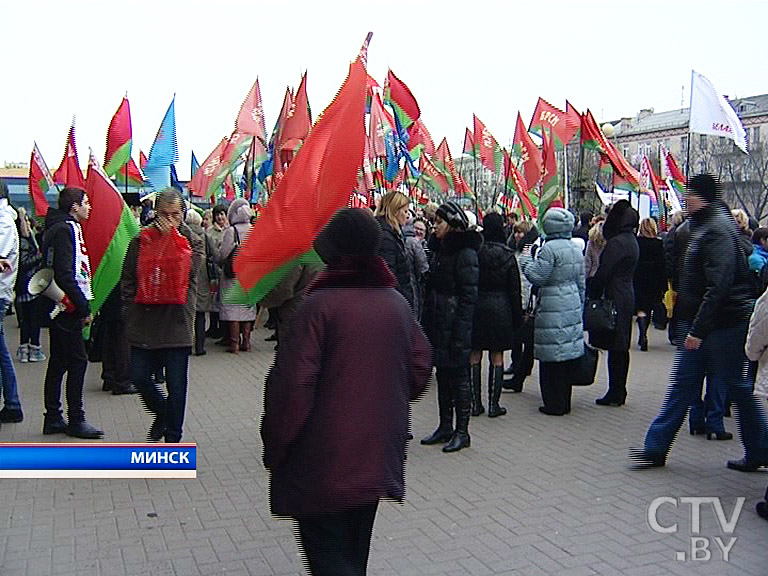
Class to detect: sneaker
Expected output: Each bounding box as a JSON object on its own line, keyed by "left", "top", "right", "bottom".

{"left": 28, "top": 345, "right": 46, "bottom": 363}
{"left": 16, "top": 345, "right": 28, "bottom": 363}
{"left": 0, "top": 407, "right": 23, "bottom": 423}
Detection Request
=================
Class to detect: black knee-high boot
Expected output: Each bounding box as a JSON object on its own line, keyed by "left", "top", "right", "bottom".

{"left": 636, "top": 316, "right": 649, "bottom": 351}
{"left": 421, "top": 374, "right": 454, "bottom": 445}
{"left": 443, "top": 369, "right": 471, "bottom": 453}
{"left": 470, "top": 363, "right": 484, "bottom": 416}
{"left": 488, "top": 365, "right": 507, "bottom": 417}
{"left": 601, "top": 350, "right": 629, "bottom": 405}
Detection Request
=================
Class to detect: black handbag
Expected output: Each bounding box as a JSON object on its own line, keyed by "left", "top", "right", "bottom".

{"left": 221, "top": 227, "right": 240, "bottom": 279}
{"left": 518, "top": 292, "right": 535, "bottom": 341}
{"left": 584, "top": 298, "right": 617, "bottom": 332}
{"left": 570, "top": 343, "right": 599, "bottom": 386}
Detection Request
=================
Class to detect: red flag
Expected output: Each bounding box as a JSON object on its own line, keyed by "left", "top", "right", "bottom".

{"left": 272, "top": 87, "right": 295, "bottom": 175}
{"left": 513, "top": 112, "right": 542, "bottom": 190}
{"left": 235, "top": 57, "right": 367, "bottom": 289}
{"left": 473, "top": 114, "right": 502, "bottom": 173}
{"left": 224, "top": 173, "right": 236, "bottom": 201}
{"left": 463, "top": 128, "right": 475, "bottom": 156}
{"left": 53, "top": 121, "right": 86, "bottom": 189}
{"left": 139, "top": 150, "right": 148, "bottom": 170}
{"left": 279, "top": 72, "right": 312, "bottom": 154}
{"left": 29, "top": 143, "right": 53, "bottom": 219}
{"left": 407, "top": 118, "right": 435, "bottom": 156}
{"left": 236, "top": 78, "right": 267, "bottom": 143}
{"left": 104, "top": 97, "right": 132, "bottom": 177}
{"left": 115, "top": 157, "right": 145, "bottom": 188}
{"left": 503, "top": 148, "right": 537, "bottom": 219}
{"left": 419, "top": 154, "right": 450, "bottom": 194}
{"left": 383, "top": 69, "right": 420, "bottom": 128}
{"left": 369, "top": 93, "right": 395, "bottom": 158}
{"left": 529, "top": 97, "right": 570, "bottom": 145}
{"left": 564, "top": 100, "right": 581, "bottom": 143}
{"left": 187, "top": 137, "right": 228, "bottom": 198}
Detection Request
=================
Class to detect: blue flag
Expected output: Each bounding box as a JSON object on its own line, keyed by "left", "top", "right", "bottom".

{"left": 170, "top": 164, "right": 184, "bottom": 196}
{"left": 145, "top": 96, "right": 179, "bottom": 190}
{"left": 191, "top": 151, "right": 200, "bottom": 178}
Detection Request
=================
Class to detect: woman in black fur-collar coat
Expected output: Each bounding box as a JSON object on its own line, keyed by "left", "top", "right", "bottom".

{"left": 420, "top": 201, "right": 482, "bottom": 453}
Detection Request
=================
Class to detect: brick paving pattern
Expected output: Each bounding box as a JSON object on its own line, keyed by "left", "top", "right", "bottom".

{"left": 0, "top": 322, "right": 765, "bottom": 575}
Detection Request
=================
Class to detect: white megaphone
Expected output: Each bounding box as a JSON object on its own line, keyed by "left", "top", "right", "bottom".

{"left": 28, "top": 269, "right": 73, "bottom": 319}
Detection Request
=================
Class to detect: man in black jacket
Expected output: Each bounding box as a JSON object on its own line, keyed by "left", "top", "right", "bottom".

{"left": 632, "top": 174, "right": 768, "bottom": 469}
{"left": 41, "top": 187, "right": 103, "bottom": 439}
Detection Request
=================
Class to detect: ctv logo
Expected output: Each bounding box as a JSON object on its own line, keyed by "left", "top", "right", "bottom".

{"left": 647, "top": 497, "right": 744, "bottom": 562}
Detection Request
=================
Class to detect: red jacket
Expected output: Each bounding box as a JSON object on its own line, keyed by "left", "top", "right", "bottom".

{"left": 261, "top": 256, "right": 432, "bottom": 517}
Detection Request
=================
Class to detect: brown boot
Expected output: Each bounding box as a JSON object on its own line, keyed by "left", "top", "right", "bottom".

{"left": 227, "top": 322, "right": 240, "bottom": 354}
{"left": 239, "top": 322, "right": 251, "bottom": 352}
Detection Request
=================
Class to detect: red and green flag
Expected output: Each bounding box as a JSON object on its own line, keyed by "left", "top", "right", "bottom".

{"left": 114, "top": 157, "right": 145, "bottom": 188}
{"left": 82, "top": 150, "right": 140, "bottom": 316}
{"left": 529, "top": 97, "right": 571, "bottom": 147}
{"left": 187, "top": 137, "right": 228, "bottom": 198}
{"left": 661, "top": 144, "right": 686, "bottom": 198}
{"left": 503, "top": 148, "right": 537, "bottom": 220}
{"left": 279, "top": 72, "right": 312, "bottom": 156}
{"left": 434, "top": 138, "right": 473, "bottom": 198}
{"left": 418, "top": 153, "right": 450, "bottom": 195}
{"left": 369, "top": 93, "right": 395, "bottom": 158}
{"left": 236, "top": 78, "right": 268, "bottom": 144}
{"left": 407, "top": 118, "right": 436, "bottom": 158}
{"left": 104, "top": 97, "right": 132, "bottom": 177}
{"left": 538, "top": 128, "right": 561, "bottom": 220}
{"left": 473, "top": 114, "right": 503, "bottom": 174}
{"left": 513, "top": 112, "right": 543, "bottom": 191}
{"left": 53, "top": 120, "right": 86, "bottom": 189}
{"left": 29, "top": 143, "right": 54, "bottom": 219}
{"left": 463, "top": 128, "right": 475, "bottom": 157}
{"left": 564, "top": 100, "right": 581, "bottom": 143}
{"left": 383, "top": 69, "right": 420, "bottom": 129}
{"left": 231, "top": 48, "right": 367, "bottom": 304}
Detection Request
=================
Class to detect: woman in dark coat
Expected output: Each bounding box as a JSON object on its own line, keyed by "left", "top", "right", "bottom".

{"left": 421, "top": 201, "right": 481, "bottom": 453}
{"left": 469, "top": 213, "right": 522, "bottom": 417}
{"left": 261, "top": 208, "right": 431, "bottom": 576}
{"left": 588, "top": 200, "right": 640, "bottom": 406}
{"left": 375, "top": 191, "right": 415, "bottom": 309}
{"left": 634, "top": 217, "right": 666, "bottom": 351}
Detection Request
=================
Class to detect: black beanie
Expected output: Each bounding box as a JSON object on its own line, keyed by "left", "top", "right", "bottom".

{"left": 687, "top": 173, "right": 721, "bottom": 203}
{"left": 436, "top": 201, "right": 469, "bottom": 230}
{"left": 313, "top": 208, "right": 381, "bottom": 265}
{"left": 482, "top": 212, "right": 506, "bottom": 243}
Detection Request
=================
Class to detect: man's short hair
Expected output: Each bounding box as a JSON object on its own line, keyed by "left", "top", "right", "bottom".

{"left": 58, "top": 187, "right": 86, "bottom": 213}
{"left": 752, "top": 227, "right": 768, "bottom": 246}
{"left": 155, "top": 188, "right": 183, "bottom": 212}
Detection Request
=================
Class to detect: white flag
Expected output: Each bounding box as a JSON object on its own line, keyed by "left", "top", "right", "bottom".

{"left": 689, "top": 70, "right": 748, "bottom": 153}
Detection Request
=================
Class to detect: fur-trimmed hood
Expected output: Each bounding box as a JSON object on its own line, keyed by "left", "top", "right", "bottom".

{"left": 308, "top": 256, "right": 396, "bottom": 293}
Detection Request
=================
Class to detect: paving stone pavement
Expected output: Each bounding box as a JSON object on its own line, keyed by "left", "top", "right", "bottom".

{"left": 0, "top": 320, "right": 766, "bottom": 575}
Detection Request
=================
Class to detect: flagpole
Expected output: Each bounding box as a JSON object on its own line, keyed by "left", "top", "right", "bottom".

{"left": 472, "top": 152, "right": 479, "bottom": 219}
{"left": 563, "top": 143, "right": 570, "bottom": 211}
{"left": 686, "top": 69, "right": 693, "bottom": 179}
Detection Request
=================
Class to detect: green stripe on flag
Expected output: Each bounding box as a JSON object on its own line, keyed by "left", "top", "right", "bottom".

{"left": 104, "top": 140, "right": 133, "bottom": 178}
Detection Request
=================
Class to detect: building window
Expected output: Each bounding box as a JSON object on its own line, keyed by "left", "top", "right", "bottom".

{"left": 754, "top": 126, "right": 761, "bottom": 145}
{"left": 681, "top": 137, "right": 688, "bottom": 152}
{"left": 622, "top": 147, "right": 629, "bottom": 158}
{"left": 700, "top": 134, "right": 707, "bottom": 148}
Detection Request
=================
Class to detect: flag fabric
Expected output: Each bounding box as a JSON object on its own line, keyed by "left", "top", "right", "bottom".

{"left": 271, "top": 87, "right": 295, "bottom": 176}
{"left": 236, "top": 78, "right": 268, "bottom": 143}
{"left": 581, "top": 109, "right": 642, "bottom": 191}
{"left": 29, "top": 143, "right": 54, "bottom": 219}
{"left": 503, "top": 148, "right": 537, "bottom": 220}
{"left": 407, "top": 118, "right": 436, "bottom": 157}
{"left": 279, "top": 72, "right": 312, "bottom": 154}
{"left": 689, "top": 70, "right": 748, "bottom": 153}
{"left": 233, "top": 53, "right": 367, "bottom": 303}
{"left": 538, "top": 128, "right": 561, "bottom": 219}
{"left": 639, "top": 155, "right": 662, "bottom": 205}
{"left": 139, "top": 150, "right": 148, "bottom": 170}
{"left": 191, "top": 151, "right": 200, "bottom": 177}
{"left": 660, "top": 143, "right": 685, "bottom": 212}
{"left": 53, "top": 121, "right": 86, "bottom": 189}
{"left": 463, "top": 128, "right": 475, "bottom": 156}
{"left": 434, "top": 138, "right": 472, "bottom": 198}
{"left": 104, "top": 97, "right": 133, "bottom": 177}
{"left": 144, "top": 97, "right": 179, "bottom": 190}
{"left": 187, "top": 137, "right": 229, "bottom": 198}
{"left": 473, "top": 115, "right": 503, "bottom": 174}
{"left": 223, "top": 173, "right": 236, "bottom": 201}
{"left": 513, "top": 112, "right": 542, "bottom": 190}
{"left": 82, "top": 150, "right": 140, "bottom": 316}
{"left": 369, "top": 93, "right": 395, "bottom": 158}
{"left": 383, "top": 69, "right": 420, "bottom": 129}
{"left": 529, "top": 97, "right": 571, "bottom": 146}
{"left": 114, "top": 157, "right": 144, "bottom": 188}
{"left": 418, "top": 154, "right": 450, "bottom": 194}
{"left": 170, "top": 165, "right": 183, "bottom": 194}
{"left": 564, "top": 100, "right": 581, "bottom": 143}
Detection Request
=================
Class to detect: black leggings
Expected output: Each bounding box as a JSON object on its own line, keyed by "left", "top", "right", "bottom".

{"left": 16, "top": 299, "right": 40, "bottom": 346}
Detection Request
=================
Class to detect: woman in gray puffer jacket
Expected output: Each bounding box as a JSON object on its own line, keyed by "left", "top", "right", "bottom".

{"left": 520, "top": 208, "right": 585, "bottom": 415}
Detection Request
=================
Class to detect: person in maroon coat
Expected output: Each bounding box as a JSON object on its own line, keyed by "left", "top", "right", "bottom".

{"left": 261, "top": 208, "right": 432, "bottom": 576}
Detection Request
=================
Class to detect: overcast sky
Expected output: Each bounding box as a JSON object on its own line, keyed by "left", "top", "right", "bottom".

{"left": 3, "top": 0, "right": 767, "bottom": 179}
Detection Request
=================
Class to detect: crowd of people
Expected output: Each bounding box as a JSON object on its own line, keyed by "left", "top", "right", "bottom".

{"left": 2, "top": 175, "right": 768, "bottom": 574}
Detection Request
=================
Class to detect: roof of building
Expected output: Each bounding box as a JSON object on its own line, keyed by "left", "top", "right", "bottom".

{"left": 611, "top": 93, "right": 768, "bottom": 137}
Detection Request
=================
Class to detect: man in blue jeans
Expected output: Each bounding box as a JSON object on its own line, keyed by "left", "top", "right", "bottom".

{"left": 121, "top": 189, "right": 203, "bottom": 442}
{"left": 631, "top": 174, "right": 768, "bottom": 470}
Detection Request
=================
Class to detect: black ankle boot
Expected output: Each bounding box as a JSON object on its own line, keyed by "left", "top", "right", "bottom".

{"left": 488, "top": 365, "right": 507, "bottom": 418}
{"left": 470, "top": 363, "right": 484, "bottom": 416}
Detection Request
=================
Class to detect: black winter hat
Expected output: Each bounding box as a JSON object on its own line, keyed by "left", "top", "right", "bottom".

{"left": 313, "top": 208, "right": 381, "bottom": 265}
{"left": 436, "top": 201, "right": 469, "bottom": 230}
{"left": 687, "top": 173, "right": 721, "bottom": 203}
